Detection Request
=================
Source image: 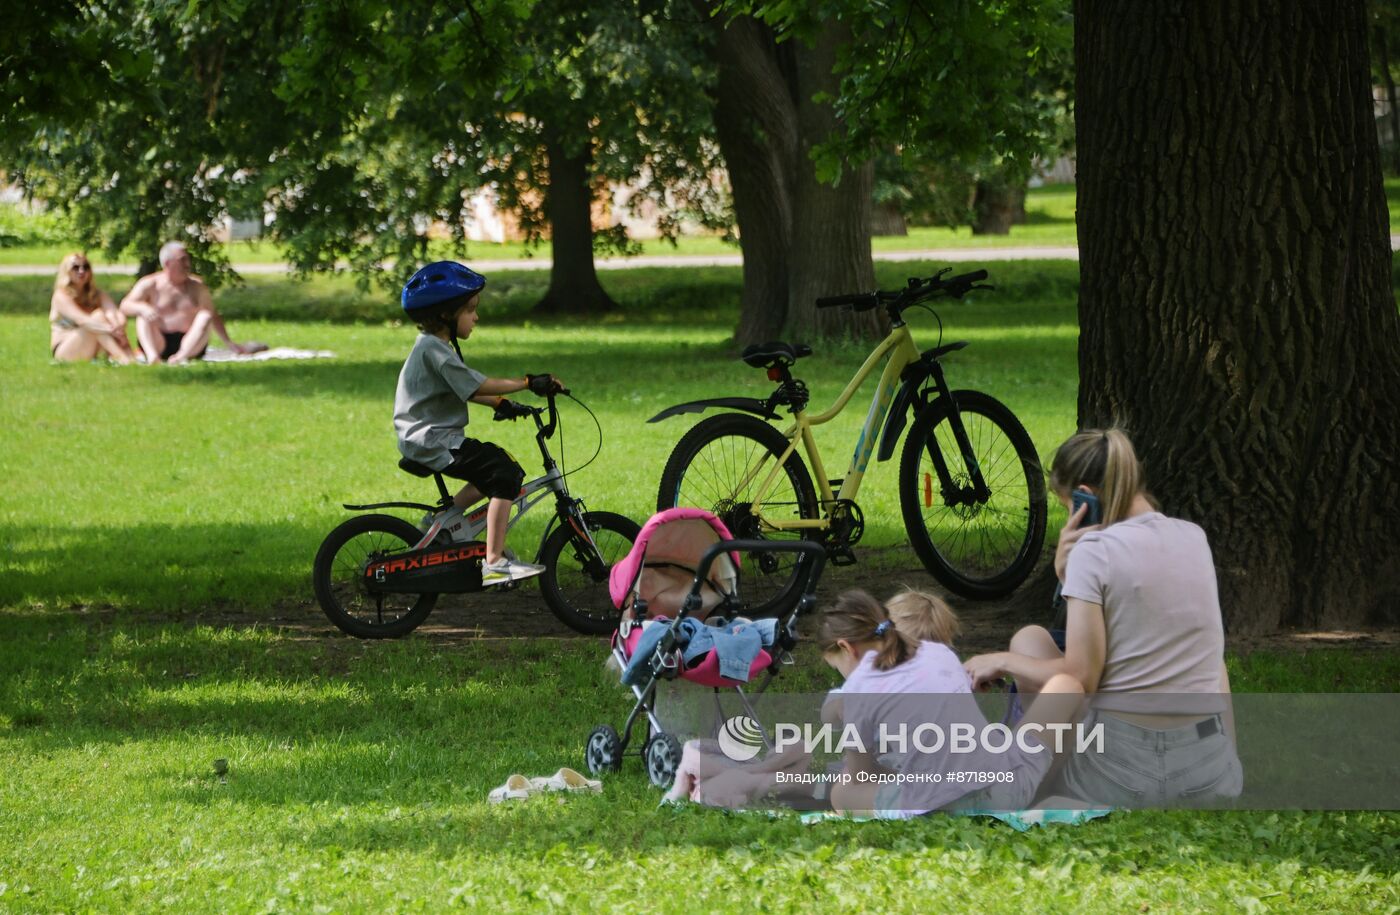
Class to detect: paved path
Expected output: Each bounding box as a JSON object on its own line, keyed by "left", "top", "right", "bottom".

{"left": 4, "top": 237, "right": 1396, "bottom": 276}
{"left": 0, "top": 246, "right": 1080, "bottom": 277}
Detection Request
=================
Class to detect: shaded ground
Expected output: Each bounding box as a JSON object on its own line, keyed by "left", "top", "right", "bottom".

{"left": 58, "top": 546, "right": 1400, "bottom": 657}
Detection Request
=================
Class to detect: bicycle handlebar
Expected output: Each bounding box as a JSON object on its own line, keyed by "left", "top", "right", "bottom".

{"left": 813, "top": 268, "right": 991, "bottom": 318}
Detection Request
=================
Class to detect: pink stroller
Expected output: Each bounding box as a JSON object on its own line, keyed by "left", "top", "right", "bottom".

{"left": 584, "top": 507, "right": 826, "bottom": 787}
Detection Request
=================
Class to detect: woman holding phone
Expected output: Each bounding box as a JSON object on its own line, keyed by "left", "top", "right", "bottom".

{"left": 963, "top": 428, "right": 1240, "bottom": 807}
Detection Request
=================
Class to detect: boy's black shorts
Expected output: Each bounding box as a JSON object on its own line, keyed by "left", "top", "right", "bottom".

{"left": 442, "top": 439, "right": 525, "bottom": 500}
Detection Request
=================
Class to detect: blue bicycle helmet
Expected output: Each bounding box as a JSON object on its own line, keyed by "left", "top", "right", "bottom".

{"left": 401, "top": 261, "right": 486, "bottom": 317}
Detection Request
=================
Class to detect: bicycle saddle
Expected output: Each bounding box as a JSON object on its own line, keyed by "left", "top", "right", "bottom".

{"left": 740, "top": 341, "right": 812, "bottom": 369}
{"left": 398, "top": 457, "right": 437, "bottom": 478}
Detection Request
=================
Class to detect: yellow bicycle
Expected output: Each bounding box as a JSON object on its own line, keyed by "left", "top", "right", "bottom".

{"left": 650, "top": 269, "right": 1046, "bottom": 612}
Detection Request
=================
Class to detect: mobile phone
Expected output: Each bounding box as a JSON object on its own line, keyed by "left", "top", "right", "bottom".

{"left": 1071, "top": 489, "right": 1102, "bottom": 526}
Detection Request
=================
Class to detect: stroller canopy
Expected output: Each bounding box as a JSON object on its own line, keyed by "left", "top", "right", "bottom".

{"left": 608, "top": 507, "right": 741, "bottom": 615}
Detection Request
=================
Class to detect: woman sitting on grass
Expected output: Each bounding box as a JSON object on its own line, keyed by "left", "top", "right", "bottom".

{"left": 963, "top": 429, "right": 1241, "bottom": 807}
{"left": 49, "top": 253, "right": 135, "bottom": 364}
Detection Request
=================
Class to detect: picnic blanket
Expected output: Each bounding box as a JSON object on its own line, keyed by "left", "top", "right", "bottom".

{"left": 797, "top": 805, "right": 1113, "bottom": 832}
{"left": 203, "top": 345, "right": 335, "bottom": 362}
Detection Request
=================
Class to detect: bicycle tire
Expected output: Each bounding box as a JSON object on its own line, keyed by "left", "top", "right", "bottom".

{"left": 539, "top": 510, "right": 642, "bottom": 635}
{"left": 656, "top": 413, "right": 819, "bottom": 616}
{"left": 898, "top": 390, "right": 1047, "bottom": 599}
{"left": 312, "top": 513, "right": 438, "bottom": 638}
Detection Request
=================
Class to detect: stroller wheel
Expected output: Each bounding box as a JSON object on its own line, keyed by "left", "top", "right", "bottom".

{"left": 644, "top": 732, "right": 683, "bottom": 789}
{"left": 586, "top": 725, "right": 623, "bottom": 775}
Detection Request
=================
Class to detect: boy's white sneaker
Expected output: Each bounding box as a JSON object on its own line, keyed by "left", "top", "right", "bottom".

{"left": 482, "top": 557, "right": 546, "bottom": 586}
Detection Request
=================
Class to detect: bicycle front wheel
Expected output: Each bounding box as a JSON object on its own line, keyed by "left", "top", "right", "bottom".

{"left": 656, "top": 413, "right": 818, "bottom": 616}
{"left": 312, "top": 514, "right": 438, "bottom": 638}
{"left": 539, "top": 510, "right": 642, "bottom": 635}
{"left": 898, "top": 390, "right": 1046, "bottom": 599}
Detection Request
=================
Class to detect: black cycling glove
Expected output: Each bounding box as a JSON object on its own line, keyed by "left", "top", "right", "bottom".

{"left": 493, "top": 399, "right": 534, "bottom": 421}
{"left": 526, "top": 373, "right": 562, "bottom": 396}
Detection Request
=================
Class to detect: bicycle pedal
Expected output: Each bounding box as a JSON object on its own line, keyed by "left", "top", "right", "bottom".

{"left": 828, "top": 547, "right": 858, "bottom": 567}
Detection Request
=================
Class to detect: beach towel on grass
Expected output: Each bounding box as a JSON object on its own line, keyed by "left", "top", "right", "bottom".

{"left": 203, "top": 346, "right": 334, "bottom": 362}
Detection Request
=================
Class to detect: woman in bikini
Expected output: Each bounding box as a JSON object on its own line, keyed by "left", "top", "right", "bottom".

{"left": 49, "top": 253, "right": 135, "bottom": 364}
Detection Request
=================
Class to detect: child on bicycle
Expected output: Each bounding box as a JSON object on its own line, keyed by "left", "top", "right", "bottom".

{"left": 394, "top": 260, "right": 563, "bottom": 587}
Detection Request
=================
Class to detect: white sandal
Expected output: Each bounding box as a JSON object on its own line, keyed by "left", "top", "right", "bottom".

{"left": 488, "top": 774, "right": 534, "bottom": 804}
{"left": 529, "top": 767, "right": 603, "bottom": 794}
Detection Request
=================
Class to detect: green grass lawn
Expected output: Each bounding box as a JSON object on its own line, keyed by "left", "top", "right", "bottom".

{"left": 2, "top": 259, "right": 1396, "bottom": 911}
{"left": 0, "top": 259, "right": 1080, "bottom": 612}
{"left": 1, "top": 614, "right": 1395, "bottom": 912}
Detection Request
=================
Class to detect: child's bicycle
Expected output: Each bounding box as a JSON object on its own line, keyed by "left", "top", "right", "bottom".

{"left": 650, "top": 268, "right": 1047, "bottom": 612}
{"left": 313, "top": 389, "right": 639, "bottom": 638}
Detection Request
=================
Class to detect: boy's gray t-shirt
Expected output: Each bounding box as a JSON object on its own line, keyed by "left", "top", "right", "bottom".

{"left": 394, "top": 334, "right": 488, "bottom": 470}
{"left": 1062, "top": 512, "right": 1226, "bottom": 713}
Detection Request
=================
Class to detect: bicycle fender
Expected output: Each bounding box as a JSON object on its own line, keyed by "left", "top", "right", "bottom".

{"left": 877, "top": 377, "right": 926, "bottom": 463}
{"left": 647, "top": 396, "right": 777, "bottom": 423}
{"left": 875, "top": 342, "right": 969, "bottom": 462}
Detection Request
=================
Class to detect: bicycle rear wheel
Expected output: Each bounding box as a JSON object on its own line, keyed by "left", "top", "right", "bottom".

{"left": 312, "top": 514, "right": 438, "bottom": 638}
{"left": 898, "top": 390, "right": 1046, "bottom": 599}
{"left": 656, "top": 413, "right": 818, "bottom": 616}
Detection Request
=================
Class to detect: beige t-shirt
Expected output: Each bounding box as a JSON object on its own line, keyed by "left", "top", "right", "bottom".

{"left": 1062, "top": 512, "right": 1225, "bottom": 713}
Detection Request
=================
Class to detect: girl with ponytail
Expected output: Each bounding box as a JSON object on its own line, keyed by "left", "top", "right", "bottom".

{"left": 963, "top": 427, "right": 1240, "bottom": 807}
{"left": 820, "top": 590, "right": 1083, "bottom": 818}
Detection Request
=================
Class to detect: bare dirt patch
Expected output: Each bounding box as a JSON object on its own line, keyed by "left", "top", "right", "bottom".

{"left": 89, "top": 547, "right": 1398, "bottom": 657}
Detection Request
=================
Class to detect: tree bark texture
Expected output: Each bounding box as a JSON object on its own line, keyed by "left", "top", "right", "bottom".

{"left": 707, "top": 14, "right": 880, "bottom": 346}
{"left": 870, "top": 198, "right": 909, "bottom": 236}
{"left": 536, "top": 131, "right": 617, "bottom": 314}
{"left": 1076, "top": 0, "right": 1400, "bottom": 632}
{"left": 709, "top": 13, "right": 796, "bottom": 346}
{"left": 971, "top": 179, "right": 1028, "bottom": 235}
{"left": 784, "top": 21, "right": 882, "bottom": 341}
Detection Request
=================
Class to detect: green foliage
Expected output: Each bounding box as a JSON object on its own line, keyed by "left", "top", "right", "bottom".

{"left": 0, "top": 203, "right": 73, "bottom": 249}
{"left": 740, "top": 0, "right": 1073, "bottom": 183}
{"left": 3, "top": 0, "right": 724, "bottom": 296}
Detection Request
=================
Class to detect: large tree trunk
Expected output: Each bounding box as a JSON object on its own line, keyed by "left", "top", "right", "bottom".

{"left": 708, "top": 13, "right": 796, "bottom": 347}
{"left": 971, "top": 178, "right": 1028, "bottom": 235}
{"left": 871, "top": 198, "right": 908, "bottom": 236}
{"left": 784, "top": 22, "right": 882, "bottom": 341}
{"left": 536, "top": 130, "right": 616, "bottom": 314}
{"left": 1076, "top": 0, "right": 1400, "bottom": 632}
{"left": 706, "top": 12, "right": 880, "bottom": 346}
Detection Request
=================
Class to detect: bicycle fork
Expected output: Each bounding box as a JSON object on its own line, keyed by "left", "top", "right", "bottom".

{"left": 920, "top": 361, "right": 992, "bottom": 506}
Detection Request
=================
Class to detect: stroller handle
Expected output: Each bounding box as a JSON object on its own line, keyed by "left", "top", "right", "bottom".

{"left": 683, "top": 538, "right": 827, "bottom": 620}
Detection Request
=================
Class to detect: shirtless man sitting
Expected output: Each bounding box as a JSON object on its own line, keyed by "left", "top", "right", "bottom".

{"left": 120, "top": 241, "right": 250, "bottom": 364}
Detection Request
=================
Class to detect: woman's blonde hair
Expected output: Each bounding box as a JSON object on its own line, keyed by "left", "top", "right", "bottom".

{"left": 54, "top": 252, "right": 100, "bottom": 312}
{"left": 817, "top": 590, "right": 917, "bottom": 672}
{"left": 1048, "top": 428, "right": 1148, "bottom": 526}
{"left": 885, "top": 588, "right": 960, "bottom": 646}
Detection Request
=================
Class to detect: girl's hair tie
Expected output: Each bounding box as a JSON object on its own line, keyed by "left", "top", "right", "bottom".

{"left": 873, "top": 620, "right": 891, "bottom": 637}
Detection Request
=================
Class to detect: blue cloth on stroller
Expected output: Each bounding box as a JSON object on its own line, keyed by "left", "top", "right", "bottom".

{"left": 621, "top": 617, "right": 778, "bottom": 686}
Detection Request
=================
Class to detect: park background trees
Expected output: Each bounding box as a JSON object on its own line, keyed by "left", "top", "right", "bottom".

{"left": 5, "top": 0, "right": 1396, "bottom": 633}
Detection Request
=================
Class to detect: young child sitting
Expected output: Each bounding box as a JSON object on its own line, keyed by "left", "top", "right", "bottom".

{"left": 821, "top": 589, "right": 1084, "bottom": 818}
{"left": 885, "top": 587, "right": 961, "bottom": 647}
{"left": 394, "top": 260, "right": 563, "bottom": 586}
